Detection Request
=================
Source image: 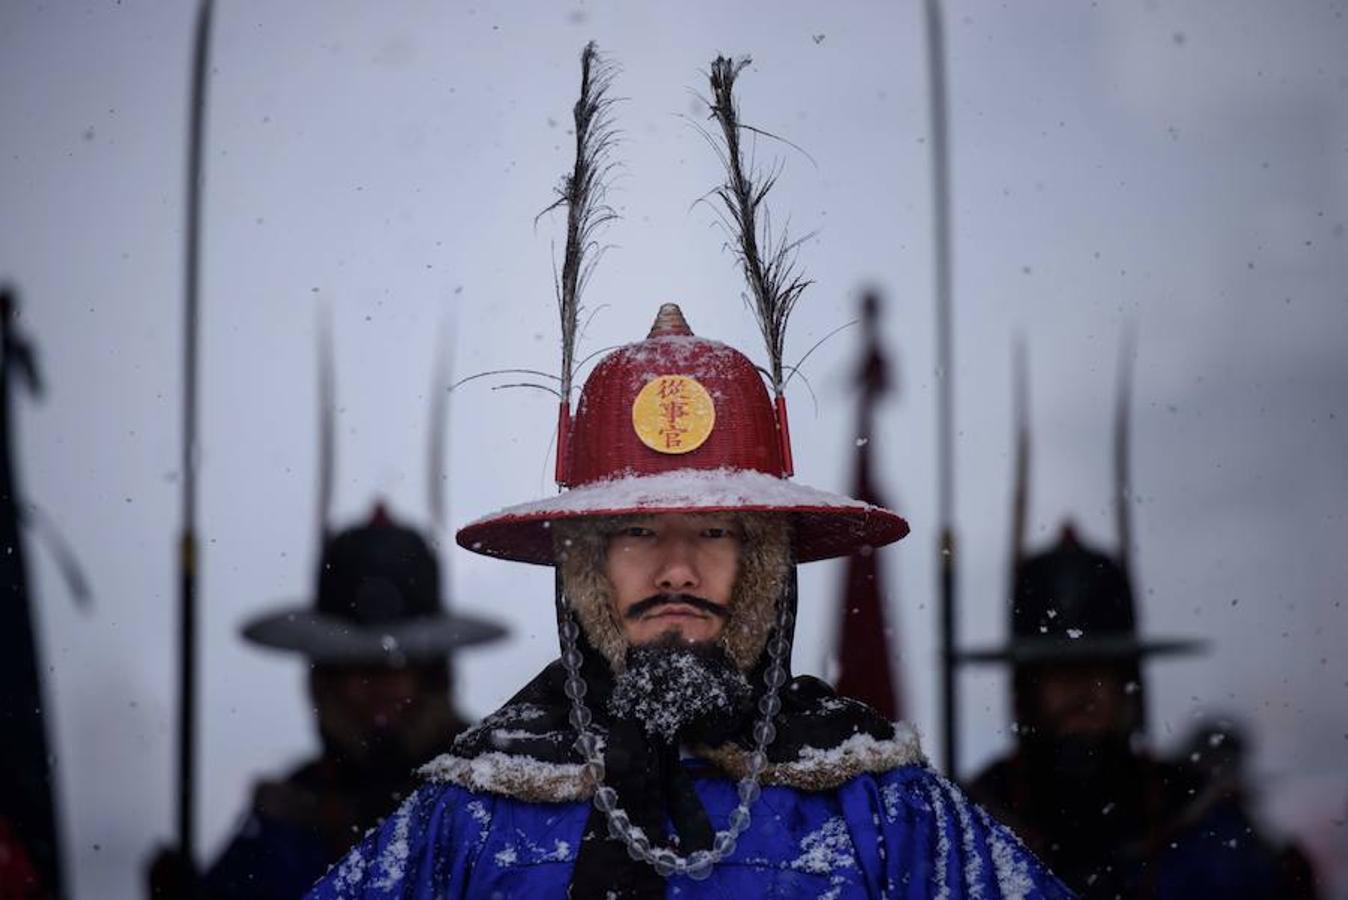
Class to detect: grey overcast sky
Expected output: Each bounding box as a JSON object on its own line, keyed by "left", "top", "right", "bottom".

{"left": 2, "top": 1, "right": 1347, "bottom": 896}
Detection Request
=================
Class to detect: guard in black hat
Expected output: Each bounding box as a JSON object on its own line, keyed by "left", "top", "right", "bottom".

{"left": 196, "top": 505, "right": 505, "bottom": 900}
{"left": 963, "top": 523, "right": 1205, "bottom": 898}
{"left": 960, "top": 343, "right": 1313, "bottom": 899}
{"left": 149, "top": 324, "right": 508, "bottom": 900}
{"left": 965, "top": 528, "right": 1207, "bottom": 894}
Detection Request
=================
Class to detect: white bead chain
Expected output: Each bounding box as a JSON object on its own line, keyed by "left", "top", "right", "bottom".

{"left": 558, "top": 592, "right": 793, "bottom": 881}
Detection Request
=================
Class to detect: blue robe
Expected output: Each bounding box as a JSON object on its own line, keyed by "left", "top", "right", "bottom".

{"left": 305, "top": 761, "right": 1072, "bottom": 899}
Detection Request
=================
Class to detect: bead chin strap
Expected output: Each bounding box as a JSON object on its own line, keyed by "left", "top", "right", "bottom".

{"left": 557, "top": 590, "right": 793, "bottom": 881}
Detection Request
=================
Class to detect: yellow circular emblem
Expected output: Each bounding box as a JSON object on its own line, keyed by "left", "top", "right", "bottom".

{"left": 632, "top": 375, "right": 716, "bottom": 454}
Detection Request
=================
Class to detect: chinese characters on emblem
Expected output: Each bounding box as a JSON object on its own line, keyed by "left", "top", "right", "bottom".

{"left": 656, "top": 377, "right": 693, "bottom": 449}
{"left": 632, "top": 373, "right": 715, "bottom": 454}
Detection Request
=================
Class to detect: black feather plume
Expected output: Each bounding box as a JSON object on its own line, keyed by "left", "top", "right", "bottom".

{"left": 704, "top": 55, "right": 812, "bottom": 397}
{"left": 544, "top": 41, "right": 620, "bottom": 402}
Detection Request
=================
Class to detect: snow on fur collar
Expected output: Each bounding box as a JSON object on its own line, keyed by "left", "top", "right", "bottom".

{"left": 699, "top": 722, "right": 925, "bottom": 793}
{"left": 419, "top": 663, "right": 926, "bottom": 803}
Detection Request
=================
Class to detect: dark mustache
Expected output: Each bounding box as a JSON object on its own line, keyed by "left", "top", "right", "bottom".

{"left": 625, "top": 593, "right": 729, "bottom": 621}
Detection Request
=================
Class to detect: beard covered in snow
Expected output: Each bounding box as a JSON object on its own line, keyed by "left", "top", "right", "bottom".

{"left": 607, "top": 634, "right": 753, "bottom": 744}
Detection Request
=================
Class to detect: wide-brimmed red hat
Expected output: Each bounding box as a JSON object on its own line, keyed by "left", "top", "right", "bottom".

{"left": 457, "top": 304, "right": 909, "bottom": 565}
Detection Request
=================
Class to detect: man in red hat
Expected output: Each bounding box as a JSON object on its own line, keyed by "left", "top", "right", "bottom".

{"left": 306, "top": 305, "right": 1071, "bottom": 898}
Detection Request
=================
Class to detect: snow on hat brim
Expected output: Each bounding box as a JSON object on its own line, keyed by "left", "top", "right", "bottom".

{"left": 958, "top": 634, "right": 1205, "bottom": 666}
{"left": 456, "top": 468, "right": 909, "bottom": 566}
{"left": 242, "top": 607, "right": 508, "bottom": 664}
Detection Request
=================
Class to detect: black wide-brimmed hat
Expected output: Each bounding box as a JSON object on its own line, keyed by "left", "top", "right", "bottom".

{"left": 243, "top": 507, "right": 507, "bottom": 664}
{"left": 958, "top": 527, "right": 1203, "bottom": 666}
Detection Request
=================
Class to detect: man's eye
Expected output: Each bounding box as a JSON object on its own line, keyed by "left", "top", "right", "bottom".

{"left": 703, "top": 528, "right": 733, "bottom": 539}
{"left": 623, "top": 526, "right": 654, "bottom": 538}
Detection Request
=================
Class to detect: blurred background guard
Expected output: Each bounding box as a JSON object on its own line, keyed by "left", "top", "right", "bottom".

{"left": 1167, "top": 717, "right": 1323, "bottom": 900}
{"left": 199, "top": 505, "right": 507, "bottom": 900}
{"left": 146, "top": 314, "right": 508, "bottom": 900}
{"left": 958, "top": 343, "right": 1318, "bottom": 897}
{"left": 961, "top": 525, "right": 1206, "bottom": 898}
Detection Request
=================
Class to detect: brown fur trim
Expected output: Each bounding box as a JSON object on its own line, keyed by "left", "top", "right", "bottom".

{"left": 552, "top": 512, "right": 790, "bottom": 673}
{"left": 554, "top": 516, "right": 628, "bottom": 673}
{"left": 418, "top": 752, "right": 590, "bottom": 803}
{"left": 724, "top": 513, "right": 790, "bottom": 670}
{"left": 696, "top": 722, "right": 926, "bottom": 792}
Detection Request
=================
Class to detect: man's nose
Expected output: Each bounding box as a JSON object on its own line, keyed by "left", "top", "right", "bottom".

{"left": 654, "top": 538, "right": 700, "bottom": 592}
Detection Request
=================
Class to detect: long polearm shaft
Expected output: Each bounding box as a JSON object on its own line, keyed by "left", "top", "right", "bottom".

{"left": 179, "top": 0, "right": 213, "bottom": 875}
{"left": 924, "top": 0, "right": 959, "bottom": 779}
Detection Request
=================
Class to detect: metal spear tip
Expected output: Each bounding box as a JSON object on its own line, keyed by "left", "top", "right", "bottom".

{"left": 861, "top": 291, "right": 881, "bottom": 322}
{"left": 368, "top": 501, "right": 393, "bottom": 527}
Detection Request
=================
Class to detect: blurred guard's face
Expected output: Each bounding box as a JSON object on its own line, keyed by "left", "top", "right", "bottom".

{"left": 605, "top": 513, "right": 740, "bottom": 646}
{"left": 311, "top": 663, "right": 447, "bottom": 768}
{"left": 1032, "top": 663, "right": 1129, "bottom": 738}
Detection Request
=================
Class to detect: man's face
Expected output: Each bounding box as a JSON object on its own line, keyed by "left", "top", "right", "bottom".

{"left": 604, "top": 512, "right": 741, "bottom": 646}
